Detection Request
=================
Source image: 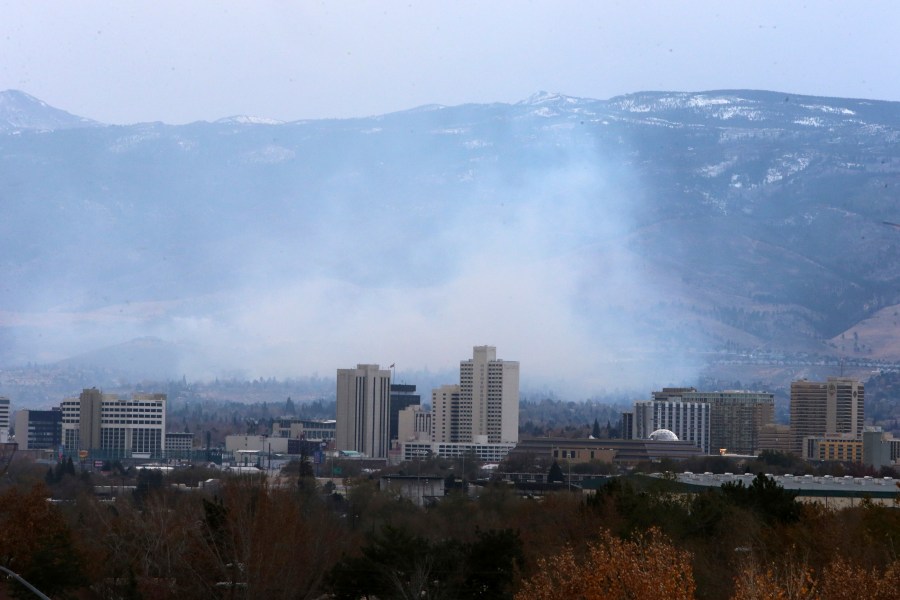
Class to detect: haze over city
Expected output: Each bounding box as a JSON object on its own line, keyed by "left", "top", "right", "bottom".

{"left": 2, "top": 2, "right": 900, "bottom": 398}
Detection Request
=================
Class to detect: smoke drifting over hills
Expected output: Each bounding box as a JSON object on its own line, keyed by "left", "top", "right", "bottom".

{"left": 3, "top": 90, "right": 900, "bottom": 398}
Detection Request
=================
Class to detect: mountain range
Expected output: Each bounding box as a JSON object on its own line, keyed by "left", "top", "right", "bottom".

{"left": 1, "top": 89, "right": 899, "bottom": 395}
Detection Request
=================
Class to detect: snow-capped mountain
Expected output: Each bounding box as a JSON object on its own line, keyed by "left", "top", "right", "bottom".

{"left": 0, "top": 89, "right": 99, "bottom": 133}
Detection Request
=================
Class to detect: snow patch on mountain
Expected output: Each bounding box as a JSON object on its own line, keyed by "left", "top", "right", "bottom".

{"left": 794, "top": 117, "right": 825, "bottom": 127}
{"left": 216, "top": 115, "right": 285, "bottom": 125}
{"left": 799, "top": 104, "right": 855, "bottom": 116}
{"left": 765, "top": 154, "right": 811, "bottom": 183}
{"left": 698, "top": 157, "right": 738, "bottom": 178}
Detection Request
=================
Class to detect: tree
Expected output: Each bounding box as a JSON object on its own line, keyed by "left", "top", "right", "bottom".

{"left": 0, "top": 484, "right": 87, "bottom": 598}
{"left": 133, "top": 468, "right": 164, "bottom": 505}
{"left": 591, "top": 418, "right": 601, "bottom": 438}
{"left": 327, "top": 525, "right": 523, "bottom": 600}
{"left": 547, "top": 461, "right": 565, "bottom": 484}
{"left": 515, "top": 528, "right": 695, "bottom": 600}
{"left": 461, "top": 528, "right": 523, "bottom": 600}
{"left": 721, "top": 472, "right": 800, "bottom": 524}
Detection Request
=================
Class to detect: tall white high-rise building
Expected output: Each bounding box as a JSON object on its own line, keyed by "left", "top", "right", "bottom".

{"left": 335, "top": 364, "right": 392, "bottom": 458}
{"left": 459, "top": 346, "right": 520, "bottom": 444}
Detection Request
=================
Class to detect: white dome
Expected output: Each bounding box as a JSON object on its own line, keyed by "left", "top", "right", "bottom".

{"left": 648, "top": 429, "right": 679, "bottom": 442}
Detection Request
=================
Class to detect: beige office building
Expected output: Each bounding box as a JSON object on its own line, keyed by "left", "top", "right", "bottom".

{"left": 790, "top": 378, "right": 864, "bottom": 456}
{"left": 61, "top": 388, "right": 167, "bottom": 457}
{"left": 335, "top": 364, "right": 392, "bottom": 458}
{"left": 397, "top": 405, "right": 432, "bottom": 444}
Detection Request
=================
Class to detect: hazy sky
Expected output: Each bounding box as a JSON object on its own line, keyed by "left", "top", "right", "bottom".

{"left": 2, "top": 1, "right": 898, "bottom": 124}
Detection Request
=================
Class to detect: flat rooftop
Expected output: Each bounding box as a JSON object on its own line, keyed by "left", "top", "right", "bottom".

{"left": 659, "top": 472, "right": 900, "bottom": 498}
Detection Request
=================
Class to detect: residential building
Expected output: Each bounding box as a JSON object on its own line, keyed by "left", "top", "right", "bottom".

{"left": 395, "top": 346, "right": 520, "bottom": 461}
{"left": 431, "top": 384, "right": 461, "bottom": 443}
{"left": 460, "top": 345, "right": 519, "bottom": 444}
{"left": 335, "top": 364, "right": 392, "bottom": 458}
{"left": 14, "top": 408, "right": 62, "bottom": 451}
{"left": 61, "top": 388, "right": 167, "bottom": 458}
{"left": 790, "top": 378, "right": 864, "bottom": 456}
{"left": 633, "top": 399, "right": 711, "bottom": 454}
{"left": 0, "top": 397, "right": 9, "bottom": 443}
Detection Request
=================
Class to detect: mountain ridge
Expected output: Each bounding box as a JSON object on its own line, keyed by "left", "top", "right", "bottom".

{"left": 1, "top": 89, "right": 899, "bottom": 392}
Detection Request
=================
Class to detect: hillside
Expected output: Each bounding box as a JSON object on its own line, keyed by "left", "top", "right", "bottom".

{"left": 1, "top": 89, "right": 899, "bottom": 391}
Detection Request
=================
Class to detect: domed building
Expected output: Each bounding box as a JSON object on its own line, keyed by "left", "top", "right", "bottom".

{"left": 648, "top": 429, "right": 679, "bottom": 442}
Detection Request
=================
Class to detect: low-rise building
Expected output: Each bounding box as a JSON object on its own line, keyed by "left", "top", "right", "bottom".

{"left": 508, "top": 436, "right": 704, "bottom": 466}
{"left": 271, "top": 417, "right": 336, "bottom": 441}
{"left": 164, "top": 432, "right": 194, "bottom": 454}
{"left": 803, "top": 433, "right": 863, "bottom": 462}
{"left": 225, "top": 434, "right": 289, "bottom": 454}
{"left": 380, "top": 474, "right": 445, "bottom": 507}
{"left": 862, "top": 427, "right": 900, "bottom": 470}
{"left": 400, "top": 441, "right": 516, "bottom": 463}
{"left": 758, "top": 423, "right": 792, "bottom": 454}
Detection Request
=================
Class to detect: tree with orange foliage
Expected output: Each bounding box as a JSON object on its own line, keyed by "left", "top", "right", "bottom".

{"left": 730, "top": 561, "right": 817, "bottom": 600}
{"left": 514, "top": 527, "right": 696, "bottom": 600}
{"left": 819, "top": 557, "right": 900, "bottom": 600}
{"left": 731, "top": 556, "right": 900, "bottom": 600}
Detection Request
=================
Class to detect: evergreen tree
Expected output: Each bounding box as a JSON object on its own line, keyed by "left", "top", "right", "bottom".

{"left": 547, "top": 461, "right": 565, "bottom": 483}
{"left": 591, "top": 418, "right": 601, "bottom": 438}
